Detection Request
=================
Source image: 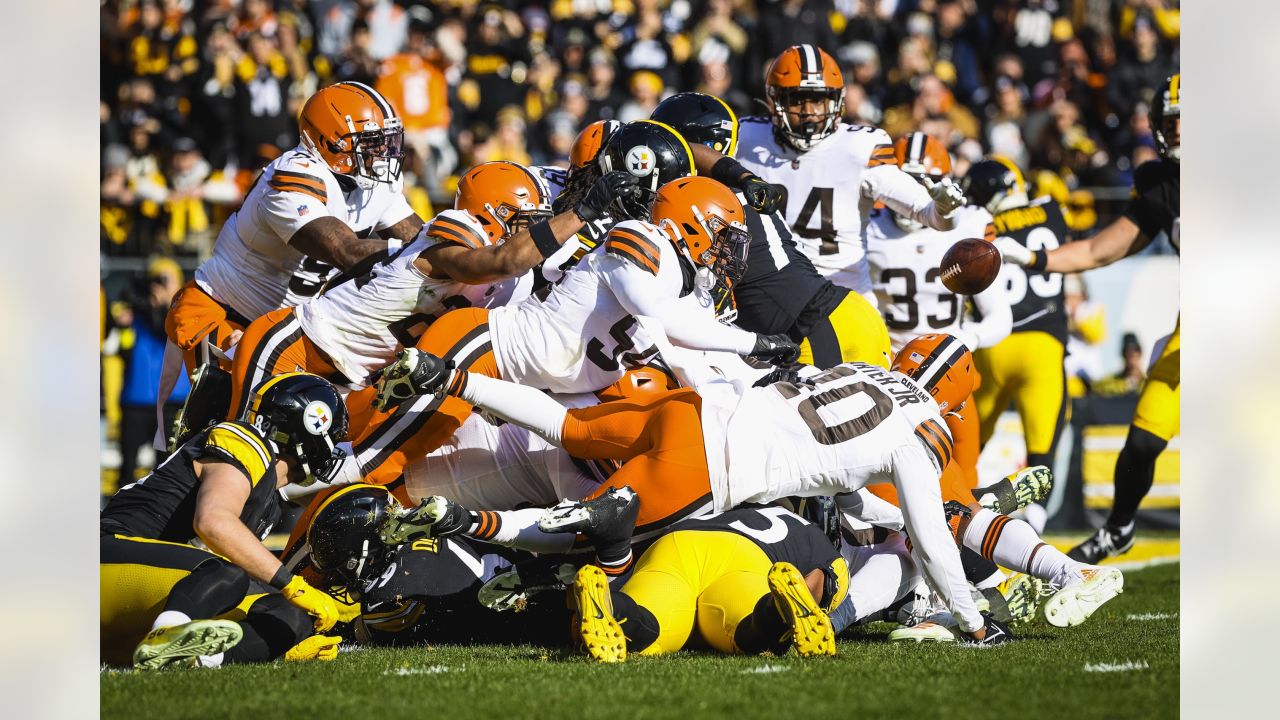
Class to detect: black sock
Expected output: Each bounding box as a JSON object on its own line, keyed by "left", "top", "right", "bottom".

{"left": 1108, "top": 426, "right": 1168, "bottom": 527}
{"left": 162, "top": 560, "right": 249, "bottom": 619}
{"left": 611, "top": 591, "right": 659, "bottom": 653}
{"left": 223, "top": 595, "right": 314, "bottom": 664}
{"left": 960, "top": 546, "right": 1001, "bottom": 586}
{"left": 734, "top": 594, "right": 791, "bottom": 655}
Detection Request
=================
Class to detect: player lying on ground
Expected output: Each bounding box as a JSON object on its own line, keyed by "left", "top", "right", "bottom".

{"left": 101, "top": 373, "right": 352, "bottom": 669}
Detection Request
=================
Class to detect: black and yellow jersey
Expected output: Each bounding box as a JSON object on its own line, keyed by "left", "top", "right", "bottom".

{"left": 100, "top": 421, "right": 283, "bottom": 543}
{"left": 735, "top": 205, "right": 845, "bottom": 337}
{"left": 992, "top": 198, "right": 1072, "bottom": 343}
{"left": 675, "top": 505, "right": 840, "bottom": 575}
{"left": 1124, "top": 158, "right": 1180, "bottom": 252}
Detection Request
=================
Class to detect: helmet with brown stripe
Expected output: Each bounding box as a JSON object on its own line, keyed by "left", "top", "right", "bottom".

{"left": 298, "top": 82, "right": 404, "bottom": 187}
{"left": 1150, "top": 73, "right": 1180, "bottom": 163}
{"left": 650, "top": 176, "right": 750, "bottom": 321}
{"left": 554, "top": 119, "right": 623, "bottom": 214}
{"left": 891, "top": 333, "right": 975, "bottom": 415}
{"left": 893, "top": 132, "right": 952, "bottom": 230}
{"left": 960, "top": 155, "right": 1029, "bottom": 215}
{"left": 455, "top": 161, "right": 554, "bottom": 243}
{"left": 765, "top": 44, "right": 845, "bottom": 152}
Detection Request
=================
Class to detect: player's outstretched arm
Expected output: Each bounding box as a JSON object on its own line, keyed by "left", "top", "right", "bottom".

{"left": 424, "top": 210, "right": 587, "bottom": 285}
{"left": 958, "top": 282, "right": 1013, "bottom": 350}
{"left": 999, "top": 215, "right": 1148, "bottom": 274}
{"left": 863, "top": 165, "right": 960, "bottom": 231}
{"left": 291, "top": 216, "right": 399, "bottom": 272}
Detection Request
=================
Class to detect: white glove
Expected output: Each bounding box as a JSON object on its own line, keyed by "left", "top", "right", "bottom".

{"left": 994, "top": 237, "right": 1033, "bottom": 266}
{"left": 922, "top": 176, "right": 966, "bottom": 217}
{"left": 952, "top": 327, "right": 981, "bottom": 352}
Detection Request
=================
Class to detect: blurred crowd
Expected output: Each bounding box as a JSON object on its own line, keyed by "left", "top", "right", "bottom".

{"left": 101, "top": 0, "right": 1179, "bottom": 260}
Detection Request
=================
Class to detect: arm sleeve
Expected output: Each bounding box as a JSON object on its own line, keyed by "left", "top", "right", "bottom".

{"left": 890, "top": 444, "right": 984, "bottom": 632}
{"left": 959, "top": 282, "right": 1013, "bottom": 350}
{"left": 835, "top": 488, "right": 905, "bottom": 531}
{"left": 861, "top": 165, "right": 954, "bottom": 231}
{"left": 600, "top": 257, "right": 757, "bottom": 354}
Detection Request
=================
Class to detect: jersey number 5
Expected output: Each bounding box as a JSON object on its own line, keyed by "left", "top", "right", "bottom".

{"left": 775, "top": 366, "right": 894, "bottom": 445}
{"left": 793, "top": 187, "right": 838, "bottom": 256}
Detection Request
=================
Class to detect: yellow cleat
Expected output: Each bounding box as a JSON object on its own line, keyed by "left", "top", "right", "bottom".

{"left": 767, "top": 562, "right": 836, "bottom": 657}
{"left": 133, "top": 619, "right": 243, "bottom": 671}
{"left": 573, "top": 565, "right": 626, "bottom": 663}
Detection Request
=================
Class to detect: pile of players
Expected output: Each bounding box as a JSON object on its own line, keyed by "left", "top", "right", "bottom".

{"left": 101, "top": 44, "right": 1180, "bottom": 669}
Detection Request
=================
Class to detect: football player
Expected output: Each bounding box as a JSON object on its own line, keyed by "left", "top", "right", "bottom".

{"left": 381, "top": 335, "right": 1022, "bottom": 645}
{"left": 365, "top": 165, "right": 801, "bottom": 490}
{"left": 101, "top": 373, "right": 351, "bottom": 669}
{"left": 865, "top": 132, "right": 1012, "bottom": 489}
{"left": 572, "top": 505, "right": 850, "bottom": 662}
{"left": 734, "top": 45, "right": 968, "bottom": 302}
{"left": 962, "top": 156, "right": 1075, "bottom": 530}
{"left": 997, "top": 74, "right": 1180, "bottom": 563}
{"left": 653, "top": 92, "right": 893, "bottom": 368}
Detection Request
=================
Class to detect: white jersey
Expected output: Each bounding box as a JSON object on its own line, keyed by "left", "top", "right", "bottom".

{"left": 528, "top": 164, "right": 613, "bottom": 283}
{"left": 295, "top": 209, "right": 506, "bottom": 387}
{"left": 735, "top": 118, "right": 890, "bottom": 296}
{"left": 195, "top": 146, "right": 414, "bottom": 321}
{"left": 865, "top": 205, "right": 996, "bottom": 351}
{"left": 488, "top": 220, "right": 756, "bottom": 394}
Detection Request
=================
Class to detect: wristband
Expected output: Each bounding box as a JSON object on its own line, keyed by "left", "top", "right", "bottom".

{"left": 1029, "top": 250, "right": 1049, "bottom": 272}
{"left": 269, "top": 566, "right": 295, "bottom": 591}
{"left": 529, "top": 219, "right": 561, "bottom": 260}
{"left": 387, "top": 238, "right": 403, "bottom": 253}
{"left": 710, "top": 156, "right": 751, "bottom": 187}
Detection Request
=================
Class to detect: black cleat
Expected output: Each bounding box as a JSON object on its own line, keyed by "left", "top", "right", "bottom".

{"left": 1066, "top": 524, "right": 1135, "bottom": 563}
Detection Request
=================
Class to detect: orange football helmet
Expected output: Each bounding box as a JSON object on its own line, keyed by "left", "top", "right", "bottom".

{"left": 571, "top": 119, "right": 622, "bottom": 170}
{"left": 895, "top": 132, "right": 952, "bottom": 180}
{"left": 595, "top": 365, "right": 676, "bottom": 404}
{"left": 765, "top": 44, "right": 845, "bottom": 152}
{"left": 298, "top": 82, "right": 404, "bottom": 185}
{"left": 455, "top": 161, "right": 553, "bottom": 243}
{"left": 650, "top": 176, "right": 749, "bottom": 319}
{"left": 891, "top": 333, "right": 976, "bottom": 415}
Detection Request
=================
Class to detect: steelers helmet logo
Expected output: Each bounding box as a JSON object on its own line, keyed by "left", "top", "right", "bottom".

{"left": 625, "top": 145, "right": 656, "bottom": 177}
{"left": 303, "top": 400, "right": 334, "bottom": 435}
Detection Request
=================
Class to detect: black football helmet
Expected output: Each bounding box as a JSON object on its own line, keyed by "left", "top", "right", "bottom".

{"left": 245, "top": 372, "right": 349, "bottom": 485}
{"left": 1150, "top": 73, "right": 1180, "bottom": 163}
{"left": 650, "top": 92, "right": 739, "bottom": 156}
{"left": 961, "top": 157, "right": 1028, "bottom": 215}
{"left": 597, "top": 120, "right": 695, "bottom": 220}
{"left": 308, "top": 484, "right": 396, "bottom": 588}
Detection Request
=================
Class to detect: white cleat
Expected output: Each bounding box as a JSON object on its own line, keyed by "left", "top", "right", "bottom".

{"left": 1043, "top": 566, "right": 1124, "bottom": 628}
{"left": 889, "top": 619, "right": 957, "bottom": 643}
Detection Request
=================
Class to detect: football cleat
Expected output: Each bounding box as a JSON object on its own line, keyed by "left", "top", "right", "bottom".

{"left": 1043, "top": 566, "right": 1124, "bottom": 628}
{"left": 379, "top": 495, "right": 472, "bottom": 544}
{"left": 133, "top": 619, "right": 244, "bottom": 671}
{"left": 975, "top": 466, "right": 1054, "bottom": 516}
{"left": 1066, "top": 524, "right": 1135, "bottom": 563}
{"left": 537, "top": 487, "right": 639, "bottom": 544}
{"left": 478, "top": 562, "right": 577, "bottom": 612}
{"left": 889, "top": 619, "right": 957, "bottom": 643}
{"left": 372, "top": 349, "right": 452, "bottom": 411}
{"left": 573, "top": 565, "right": 626, "bottom": 663}
{"left": 767, "top": 561, "right": 836, "bottom": 657}
{"left": 999, "top": 573, "right": 1046, "bottom": 625}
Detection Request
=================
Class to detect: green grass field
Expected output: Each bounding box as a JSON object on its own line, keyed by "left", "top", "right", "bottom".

{"left": 102, "top": 561, "right": 1179, "bottom": 720}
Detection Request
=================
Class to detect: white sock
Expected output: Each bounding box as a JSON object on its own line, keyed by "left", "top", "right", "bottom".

{"left": 197, "top": 652, "right": 224, "bottom": 668}
{"left": 963, "top": 508, "right": 1083, "bottom": 585}
{"left": 151, "top": 610, "right": 191, "bottom": 631}
{"left": 469, "top": 507, "right": 576, "bottom": 554}
{"left": 1021, "top": 503, "right": 1047, "bottom": 534}
{"left": 457, "top": 374, "right": 567, "bottom": 446}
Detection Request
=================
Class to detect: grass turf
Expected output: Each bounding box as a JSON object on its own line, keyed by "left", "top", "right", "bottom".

{"left": 102, "top": 561, "right": 1179, "bottom": 720}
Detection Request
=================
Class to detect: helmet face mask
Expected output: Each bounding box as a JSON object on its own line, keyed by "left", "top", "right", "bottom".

{"left": 246, "top": 373, "right": 349, "bottom": 487}
{"left": 1150, "top": 74, "right": 1181, "bottom": 163}
{"left": 769, "top": 86, "right": 845, "bottom": 152}
{"left": 651, "top": 176, "right": 749, "bottom": 322}
{"left": 598, "top": 120, "right": 696, "bottom": 222}
{"left": 299, "top": 82, "right": 405, "bottom": 188}
{"left": 456, "top": 161, "right": 553, "bottom": 243}
{"left": 346, "top": 119, "right": 405, "bottom": 184}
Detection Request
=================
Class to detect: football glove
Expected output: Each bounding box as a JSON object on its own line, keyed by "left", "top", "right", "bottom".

{"left": 964, "top": 613, "right": 1014, "bottom": 646}
{"left": 576, "top": 171, "right": 641, "bottom": 223}
{"left": 281, "top": 575, "right": 342, "bottom": 632}
{"left": 752, "top": 365, "right": 804, "bottom": 388}
{"left": 739, "top": 175, "right": 786, "bottom": 215}
{"left": 372, "top": 349, "right": 453, "bottom": 411}
{"left": 283, "top": 634, "right": 342, "bottom": 662}
{"left": 994, "top": 236, "right": 1033, "bottom": 266}
{"left": 749, "top": 334, "right": 801, "bottom": 365}
{"left": 922, "top": 176, "right": 967, "bottom": 217}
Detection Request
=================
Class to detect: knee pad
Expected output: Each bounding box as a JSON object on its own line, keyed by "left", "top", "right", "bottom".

{"left": 166, "top": 559, "right": 250, "bottom": 618}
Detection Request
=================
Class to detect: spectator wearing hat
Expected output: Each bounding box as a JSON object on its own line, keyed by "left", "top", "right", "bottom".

{"left": 618, "top": 70, "right": 665, "bottom": 124}
{"left": 933, "top": 0, "right": 983, "bottom": 105}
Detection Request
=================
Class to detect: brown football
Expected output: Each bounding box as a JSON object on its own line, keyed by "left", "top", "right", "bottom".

{"left": 938, "top": 238, "right": 1001, "bottom": 295}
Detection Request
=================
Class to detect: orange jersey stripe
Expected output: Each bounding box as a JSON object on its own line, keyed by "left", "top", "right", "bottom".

{"left": 984, "top": 223, "right": 997, "bottom": 243}
{"left": 605, "top": 229, "right": 662, "bottom": 275}
{"left": 269, "top": 171, "right": 328, "bottom": 200}
{"left": 867, "top": 144, "right": 896, "bottom": 168}
{"left": 924, "top": 419, "right": 954, "bottom": 465}
{"left": 429, "top": 215, "right": 486, "bottom": 249}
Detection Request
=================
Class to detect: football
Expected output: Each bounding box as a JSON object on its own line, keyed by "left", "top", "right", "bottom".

{"left": 938, "top": 238, "right": 1002, "bottom": 295}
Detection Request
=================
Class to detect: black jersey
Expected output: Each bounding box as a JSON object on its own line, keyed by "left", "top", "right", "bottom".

{"left": 992, "top": 198, "right": 1072, "bottom": 343}
{"left": 1123, "top": 159, "right": 1180, "bottom": 252}
{"left": 100, "top": 421, "right": 283, "bottom": 543}
{"left": 675, "top": 506, "right": 840, "bottom": 575}
{"left": 734, "top": 205, "right": 845, "bottom": 336}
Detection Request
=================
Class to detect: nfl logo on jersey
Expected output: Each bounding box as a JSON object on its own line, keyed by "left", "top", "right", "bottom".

{"left": 297, "top": 204, "right": 310, "bottom": 217}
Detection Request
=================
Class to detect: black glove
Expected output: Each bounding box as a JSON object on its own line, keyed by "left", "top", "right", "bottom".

{"left": 575, "top": 171, "right": 641, "bottom": 223}
{"left": 749, "top": 334, "right": 801, "bottom": 365}
{"left": 752, "top": 365, "right": 803, "bottom": 388}
{"left": 964, "top": 613, "right": 1013, "bottom": 646}
{"left": 739, "top": 175, "right": 786, "bottom": 214}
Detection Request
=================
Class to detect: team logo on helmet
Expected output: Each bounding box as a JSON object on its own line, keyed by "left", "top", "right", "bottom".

{"left": 625, "top": 145, "right": 656, "bottom": 177}
{"left": 304, "top": 401, "right": 334, "bottom": 435}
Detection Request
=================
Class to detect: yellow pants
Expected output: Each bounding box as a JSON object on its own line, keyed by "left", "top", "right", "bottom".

{"left": 100, "top": 534, "right": 260, "bottom": 666}
{"left": 973, "top": 331, "right": 1068, "bottom": 459}
{"left": 799, "top": 291, "right": 892, "bottom": 370}
{"left": 1133, "top": 320, "right": 1180, "bottom": 441}
{"left": 620, "top": 530, "right": 774, "bottom": 655}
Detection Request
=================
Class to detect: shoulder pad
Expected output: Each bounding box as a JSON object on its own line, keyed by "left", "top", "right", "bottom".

{"left": 203, "top": 421, "right": 274, "bottom": 486}
{"left": 426, "top": 209, "right": 490, "bottom": 250}
{"left": 1131, "top": 159, "right": 1171, "bottom": 192}
{"left": 603, "top": 221, "right": 665, "bottom": 276}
